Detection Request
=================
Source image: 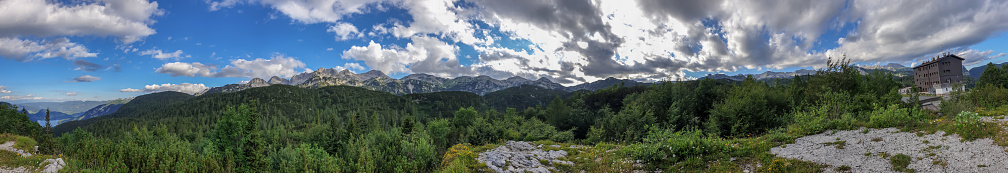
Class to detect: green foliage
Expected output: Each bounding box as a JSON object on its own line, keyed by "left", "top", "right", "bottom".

{"left": 966, "top": 84, "right": 1008, "bottom": 109}
{"left": 268, "top": 144, "right": 342, "bottom": 173}
{"left": 0, "top": 103, "right": 41, "bottom": 143}
{"left": 11, "top": 135, "right": 36, "bottom": 152}
{"left": 977, "top": 62, "right": 1007, "bottom": 88}
{"left": 439, "top": 143, "right": 478, "bottom": 172}
{"left": 483, "top": 85, "right": 568, "bottom": 111}
{"left": 869, "top": 104, "right": 924, "bottom": 128}
{"left": 890, "top": 154, "right": 911, "bottom": 172}
{"left": 621, "top": 128, "right": 733, "bottom": 170}
{"left": 707, "top": 76, "right": 789, "bottom": 137}
{"left": 406, "top": 91, "right": 486, "bottom": 119}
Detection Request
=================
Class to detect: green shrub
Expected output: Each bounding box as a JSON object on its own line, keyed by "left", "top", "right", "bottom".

{"left": 439, "top": 143, "right": 478, "bottom": 172}
{"left": 707, "top": 77, "right": 789, "bottom": 137}
{"left": 621, "top": 128, "right": 733, "bottom": 170}
{"left": 890, "top": 154, "right": 911, "bottom": 172}
{"left": 550, "top": 129, "right": 575, "bottom": 143}
{"left": 967, "top": 84, "right": 1008, "bottom": 109}
{"left": 869, "top": 104, "right": 923, "bottom": 128}
{"left": 949, "top": 111, "right": 999, "bottom": 141}
{"left": 787, "top": 106, "right": 830, "bottom": 136}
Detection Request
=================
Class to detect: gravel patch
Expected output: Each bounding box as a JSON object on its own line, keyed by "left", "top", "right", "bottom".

{"left": 477, "top": 141, "right": 573, "bottom": 173}
{"left": 771, "top": 127, "right": 1008, "bottom": 172}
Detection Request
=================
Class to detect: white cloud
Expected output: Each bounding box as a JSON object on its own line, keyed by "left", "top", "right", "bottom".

{"left": 64, "top": 92, "right": 80, "bottom": 96}
{"left": 0, "top": 37, "right": 97, "bottom": 61}
{"left": 140, "top": 49, "right": 185, "bottom": 60}
{"left": 328, "top": 22, "right": 362, "bottom": 40}
{"left": 120, "top": 83, "right": 209, "bottom": 95}
{"left": 954, "top": 48, "right": 1008, "bottom": 67}
{"left": 208, "top": 0, "right": 242, "bottom": 11}
{"left": 69, "top": 75, "right": 101, "bottom": 82}
{"left": 0, "top": 94, "right": 44, "bottom": 101}
{"left": 0, "top": 0, "right": 162, "bottom": 44}
{"left": 341, "top": 36, "right": 469, "bottom": 77}
{"left": 344, "top": 63, "right": 366, "bottom": 71}
{"left": 0, "top": 86, "right": 11, "bottom": 93}
{"left": 155, "top": 62, "right": 216, "bottom": 77}
{"left": 156, "top": 55, "right": 307, "bottom": 79}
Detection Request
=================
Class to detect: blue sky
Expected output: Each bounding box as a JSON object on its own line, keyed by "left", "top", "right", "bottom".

{"left": 2, "top": 0, "right": 1008, "bottom": 102}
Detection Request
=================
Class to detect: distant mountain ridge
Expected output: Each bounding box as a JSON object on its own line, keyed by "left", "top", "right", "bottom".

{"left": 968, "top": 62, "right": 1007, "bottom": 79}
{"left": 201, "top": 68, "right": 631, "bottom": 95}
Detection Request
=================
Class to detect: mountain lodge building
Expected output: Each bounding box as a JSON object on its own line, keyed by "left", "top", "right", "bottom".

{"left": 912, "top": 53, "right": 964, "bottom": 94}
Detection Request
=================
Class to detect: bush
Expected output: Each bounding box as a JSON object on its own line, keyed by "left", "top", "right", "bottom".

{"left": 440, "top": 143, "right": 478, "bottom": 172}
{"left": 967, "top": 84, "right": 1008, "bottom": 109}
{"left": 890, "top": 154, "right": 911, "bottom": 172}
{"left": 869, "top": 104, "right": 923, "bottom": 128}
{"left": 707, "top": 77, "right": 789, "bottom": 137}
{"left": 621, "top": 128, "right": 733, "bottom": 170}
{"left": 787, "top": 106, "right": 830, "bottom": 136}
{"left": 551, "top": 129, "right": 574, "bottom": 143}
{"left": 949, "top": 111, "right": 999, "bottom": 141}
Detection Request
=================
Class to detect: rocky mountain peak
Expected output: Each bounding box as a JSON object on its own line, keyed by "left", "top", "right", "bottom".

{"left": 535, "top": 77, "right": 552, "bottom": 83}
{"left": 338, "top": 69, "right": 355, "bottom": 76}
{"left": 359, "top": 70, "right": 389, "bottom": 80}
{"left": 268, "top": 76, "right": 289, "bottom": 85}
{"left": 247, "top": 78, "right": 269, "bottom": 87}
{"left": 506, "top": 76, "right": 529, "bottom": 83}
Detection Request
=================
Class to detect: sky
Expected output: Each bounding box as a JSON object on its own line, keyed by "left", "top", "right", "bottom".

{"left": 2, "top": 0, "right": 1008, "bottom": 103}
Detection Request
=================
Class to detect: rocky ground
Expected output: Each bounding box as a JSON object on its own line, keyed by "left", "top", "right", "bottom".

{"left": 477, "top": 141, "right": 574, "bottom": 173}
{"left": 771, "top": 127, "right": 1008, "bottom": 172}
{"left": 0, "top": 141, "right": 65, "bottom": 173}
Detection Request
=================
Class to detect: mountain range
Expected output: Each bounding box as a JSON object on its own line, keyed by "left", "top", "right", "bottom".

{"left": 967, "top": 62, "right": 1007, "bottom": 79}
{"left": 199, "top": 68, "right": 648, "bottom": 96}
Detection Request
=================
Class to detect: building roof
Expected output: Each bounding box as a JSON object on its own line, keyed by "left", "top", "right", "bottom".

{"left": 913, "top": 54, "right": 964, "bottom": 69}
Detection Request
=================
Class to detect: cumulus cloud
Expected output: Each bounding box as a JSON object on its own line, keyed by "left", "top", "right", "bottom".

{"left": 73, "top": 60, "right": 103, "bottom": 72}
{"left": 328, "top": 22, "right": 362, "bottom": 41}
{"left": 141, "top": 49, "right": 186, "bottom": 59}
{"left": 156, "top": 55, "right": 308, "bottom": 79}
{"left": 0, "top": 37, "right": 97, "bottom": 61}
{"left": 120, "top": 83, "right": 209, "bottom": 95}
{"left": 0, "top": 86, "right": 11, "bottom": 93}
{"left": 343, "top": 63, "right": 366, "bottom": 71}
{"left": 342, "top": 36, "right": 470, "bottom": 77}
{"left": 954, "top": 48, "right": 1008, "bottom": 67}
{"left": 0, "top": 0, "right": 162, "bottom": 43}
{"left": 69, "top": 75, "right": 101, "bottom": 82}
{"left": 155, "top": 62, "right": 216, "bottom": 77}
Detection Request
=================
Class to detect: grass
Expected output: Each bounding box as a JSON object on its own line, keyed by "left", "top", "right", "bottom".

{"left": 836, "top": 165, "right": 852, "bottom": 172}
{"left": 823, "top": 140, "right": 846, "bottom": 149}
{"left": 0, "top": 133, "right": 37, "bottom": 153}
{"left": 890, "top": 154, "right": 912, "bottom": 172}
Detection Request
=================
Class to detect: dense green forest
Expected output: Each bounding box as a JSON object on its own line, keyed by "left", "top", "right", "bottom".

{"left": 4, "top": 58, "right": 1008, "bottom": 172}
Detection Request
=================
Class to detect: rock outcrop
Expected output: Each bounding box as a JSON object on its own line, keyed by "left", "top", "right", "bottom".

{"left": 477, "top": 141, "right": 573, "bottom": 173}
